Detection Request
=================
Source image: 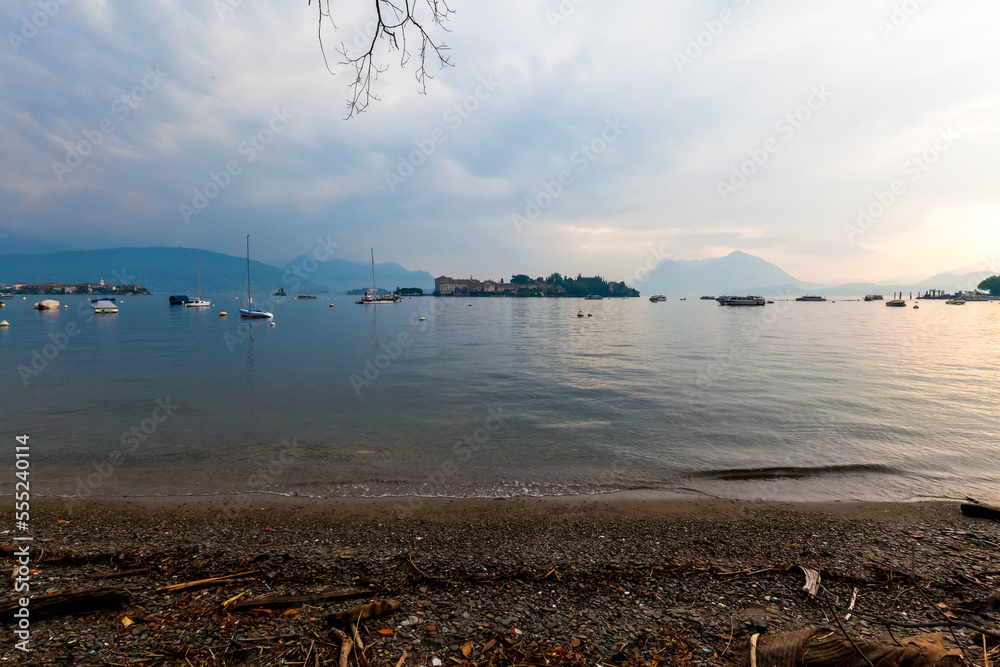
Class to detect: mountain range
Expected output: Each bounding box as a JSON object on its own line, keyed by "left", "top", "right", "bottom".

{"left": 0, "top": 247, "right": 435, "bottom": 295}
{"left": 638, "top": 251, "right": 993, "bottom": 296}
{"left": 0, "top": 247, "right": 992, "bottom": 296}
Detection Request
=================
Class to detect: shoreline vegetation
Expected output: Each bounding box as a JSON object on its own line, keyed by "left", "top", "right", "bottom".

{"left": 7, "top": 495, "right": 1000, "bottom": 665}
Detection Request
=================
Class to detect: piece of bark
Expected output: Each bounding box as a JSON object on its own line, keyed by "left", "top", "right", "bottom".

{"left": 327, "top": 599, "right": 403, "bottom": 625}
{"left": 961, "top": 503, "right": 1000, "bottom": 522}
{"left": 229, "top": 587, "right": 369, "bottom": 611}
{"left": 738, "top": 627, "right": 964, "bottom": 666}
{"left": 0, "top": 587, "right": 130, "bottom": 621}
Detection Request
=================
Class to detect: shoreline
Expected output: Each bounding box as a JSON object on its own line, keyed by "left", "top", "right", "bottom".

{"left": 9, "top": 495, "right": 997, "bottom": 664}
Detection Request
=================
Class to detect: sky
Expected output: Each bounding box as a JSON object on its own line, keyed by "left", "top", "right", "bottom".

{"left": 1, "top": 0, "right": 998, "bottom": 285}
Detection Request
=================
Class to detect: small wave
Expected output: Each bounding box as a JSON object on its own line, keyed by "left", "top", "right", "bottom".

{"left": 694, "top": 463, "right": 898, "bottom": 481}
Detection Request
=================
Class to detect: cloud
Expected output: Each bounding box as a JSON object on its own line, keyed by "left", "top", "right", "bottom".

{"left": 1, "top": 0, "right": 997, "bottom": 282}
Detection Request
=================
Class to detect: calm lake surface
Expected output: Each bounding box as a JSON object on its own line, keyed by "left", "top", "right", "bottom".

{"left": 3, "top": 294, "right": 999, "bottom": 502}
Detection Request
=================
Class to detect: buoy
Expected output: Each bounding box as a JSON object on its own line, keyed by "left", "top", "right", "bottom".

{"left": 219, "top": 311, "right": 227, "bottom": 317}
{"left": 269, "top": 321, "right": 276, "bottom": 326}
{"left": 468, "top": 304, "right": 472, "bottom": 306}
{"left": 329, "top": 304, "right": 334, "bottom": 307}
{"left": 0, "top": 320, "right": 9, "bottom": 326}
{"left": 913, "top": 304, "right": 919, "bottom": 309}
{"left": 587, "top": 313, "right": 592, "bottom": 317}
{"left": 577, "top": 311, "right": 584, "bottom": 317}
{"left": 0, "top": 302, "right": 5, "bottom": 307}
{"left": 419, "top": 316, "right": 426, "bottom": 321}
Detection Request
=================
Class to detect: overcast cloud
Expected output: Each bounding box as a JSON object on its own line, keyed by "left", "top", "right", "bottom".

{"left": 2, "top": 0, "right": 997, "bottom": 284}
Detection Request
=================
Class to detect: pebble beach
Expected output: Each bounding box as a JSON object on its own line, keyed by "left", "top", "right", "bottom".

{"left": 5, "top": 495, "right": 999, "bottom": 665}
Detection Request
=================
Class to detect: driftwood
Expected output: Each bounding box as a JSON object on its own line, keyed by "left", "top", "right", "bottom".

{"left": 960, "top": 502, "right": 1000, "bottom": 522}
{"left": 0, "top": 587, "right": 131, "bottom": 621}
{"left": 739, "top": 627, "right": 963, "bottom": 667}
{"left": 85, "top": 567, "right": 151, "bottom": 580}
{"left": 330, "top": 627, "right": 353, "bottom": 667}
{"left": 158, "top": 570, "right": 259, "bottom": 592}
{"left": 229, "top": 587, "right": 369, "bottom": 611}
{"left": 327, "top": 599, "right": 403, "bottom": 625}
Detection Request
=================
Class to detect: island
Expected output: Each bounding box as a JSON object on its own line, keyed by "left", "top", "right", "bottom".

{"left": 1, "top": 280, "right": 149, "bottom": 296}
{"left": 434, "top": 273, "right": 639, "bottom": 297}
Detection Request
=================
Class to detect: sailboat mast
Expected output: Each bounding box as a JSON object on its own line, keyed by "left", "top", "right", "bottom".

{"left": 246, "top": 235, "right": 252, "bottom": 306}
{"left": 196, "top": 263, "right": 202, "bottom": 299}
{"left": 371, "top": 248, "right": 376, "bottom": 293}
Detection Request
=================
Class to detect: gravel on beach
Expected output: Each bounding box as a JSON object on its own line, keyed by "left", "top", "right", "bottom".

{"left": 4, "top": 495, "right": 999, "bottom": 665}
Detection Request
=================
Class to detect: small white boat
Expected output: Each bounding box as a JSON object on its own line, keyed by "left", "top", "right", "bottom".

{"left": 577, "top": 310, "right": 584, "bottom": 317}
{"left": 649, "top": 295, "right": 667, "bottom": 302}
{"left": 185, "top": 264, "right": 210, "bottom": 307}
{"left": 945, "top": 299, "right": 966, "bottom": 305}
{"left": 91, "top": 298, "right": 119, "bottom": 313}
{"left": 34, "top": 299, "right": 60, "bottom": 310}
{"left": 239, "top": 235, "right": 273, "bottom": 319}
{"left": 885, "top": 299, "right": 907, "bottom": 307}
{"left": 355, "top": 249, "right": 402, "bottom": 304}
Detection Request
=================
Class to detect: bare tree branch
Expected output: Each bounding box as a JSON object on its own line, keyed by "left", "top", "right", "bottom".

{"left": 311, "top": 0, "right": 455, "bottom": 119}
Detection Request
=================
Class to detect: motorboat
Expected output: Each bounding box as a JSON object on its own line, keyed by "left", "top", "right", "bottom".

{"left": 885, "top": 299, "right": 907, "bottom": 307}
{"left": 716, "top": 295, "right": 766, "bottom": 306}
{"left": 795, "top": 295, "right": 827, "bottom": 302}
{"left": 945, "top": 299, "right": 966, "bottom": 305}
{"left": 33, "top": 299, "right": 60, "bottom": 310}
{"left": 91, "top": 298, "right": 119, "bottom": 313}
{"left": 649, "top": 295, "right": 666, "bottom": 302}
{"left": 864, "top": 295, "right": 884, "bottom": 301}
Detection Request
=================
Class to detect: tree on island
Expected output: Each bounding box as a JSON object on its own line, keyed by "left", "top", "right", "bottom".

{"left": 510, "top": 274, "right": 532, "bottom": 285}
{"left": 978, "top": 275, "right": 1000, "bottom": 296}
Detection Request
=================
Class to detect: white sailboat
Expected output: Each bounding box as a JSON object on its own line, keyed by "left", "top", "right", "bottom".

{"left": 355, "top": 249, "right": 402, "bottom": 304}
{"left": 185, "top": 264, "right": 211, "bottom": 307}
{"left": 239, "top": 235, "right": 273, "bottom": 319}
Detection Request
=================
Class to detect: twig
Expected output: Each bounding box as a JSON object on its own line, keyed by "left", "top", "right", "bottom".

{"left": 821, "top": 595, "right": 875, "bottom": 667}
{"left": 719, "top": 615, "right": 735, "bottom": 658}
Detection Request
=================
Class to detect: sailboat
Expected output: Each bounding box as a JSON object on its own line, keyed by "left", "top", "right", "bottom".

{"left": 239, "top": 235, "right": 273, "bottom": 319}
{"left": 184, "top": 264, "right": 211, "bottom": 307}
{"left": 355, "top": 249, "right": 402, "bottom": 304}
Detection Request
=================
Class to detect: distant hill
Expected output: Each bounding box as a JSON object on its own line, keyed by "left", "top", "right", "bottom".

{"left": 640, "top": 250, "right": 821, "bottom": 296}
{"left": 0, "top": 247, "right": 431, "bottom": 295}
{"left": 281, "top": 256, "right": 435, "bottom": 293}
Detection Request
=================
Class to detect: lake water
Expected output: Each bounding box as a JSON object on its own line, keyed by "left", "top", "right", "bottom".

{"left": 3, "top": 294, "right": 999, "bottom": 503}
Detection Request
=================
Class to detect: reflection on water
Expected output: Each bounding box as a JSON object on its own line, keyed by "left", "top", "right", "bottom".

{"left": 1, "top": 295, "right": 999, "bottom": 502}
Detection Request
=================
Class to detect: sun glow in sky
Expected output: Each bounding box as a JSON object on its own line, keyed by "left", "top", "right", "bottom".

{"left": 1, "top": 0, "right": 998, "bottom": 284}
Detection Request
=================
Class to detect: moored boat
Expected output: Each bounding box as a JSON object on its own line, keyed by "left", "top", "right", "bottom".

{"left": 184, "top": 264, "right": 210, "bottom": 307}
{"left": 356, "top": 249, "right": 402, "bottom": 304}
{"left": 716, "top": 295, "right": 766, "bottom": 306}
{"left": 649, "top": 295, "right": 666, "bottom": 302}
{"left": 239, "top": 235, "right": 273, "bottom": 319}
{"left": 864, "top": 294, "right": 883, "bottom": 301}
{"left": 584, "top": 294, "right": 604, "bottom": 300}
{"left": 945, "top": 299, "right": 966, "bottom": 305}
{"left": 91, "top": 297, "right": 119, "bottom": 313}
{"left": 885, "top": 299, "right": 907, "bottom": 307}
{"left": 34, "top": 299, "right": 60, "bottom": 310}
{"left": 795, "top": 295, "right": 827, "bottom": 302}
